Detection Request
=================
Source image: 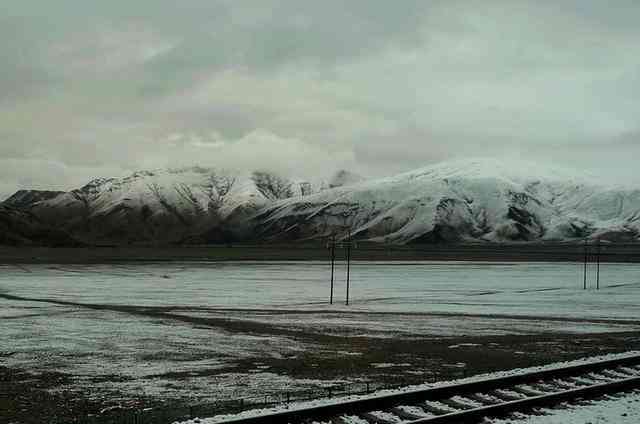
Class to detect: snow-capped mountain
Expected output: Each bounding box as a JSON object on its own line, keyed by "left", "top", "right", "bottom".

{"left": 19, "top": 167, "right": 318, "bottom": 244}
{"left": 5, "top": 158, "right": 640, "bottom": 245}
{"left": 255, "top": 158, "right": 640, "bottom": 243}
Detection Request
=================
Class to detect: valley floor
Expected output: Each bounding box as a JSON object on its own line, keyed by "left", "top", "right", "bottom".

{"left": 2, "top": 260, "right": 640, "bottom": 423}
{"left": 2, "top": 315, "right": 640, "bottom": 424}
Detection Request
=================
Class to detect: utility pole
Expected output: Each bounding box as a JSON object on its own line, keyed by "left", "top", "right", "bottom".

{"left": 583, "top": 239, "right": 588, "bottom": 290}
{"left": 329, "top": 234, "right": 335, "bottom": 304}
{"left": 596, "top": 239, "right": 601, "bottom": 290}
{"left": 328, "top": 226, "right": 356, "bottom": 306}
{"left": 345, "top": 228, "right": 351, "bottom": 306}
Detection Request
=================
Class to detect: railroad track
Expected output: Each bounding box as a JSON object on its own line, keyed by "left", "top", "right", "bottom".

{"left": 218, "top": 354, "right": 640, "bottom": 424}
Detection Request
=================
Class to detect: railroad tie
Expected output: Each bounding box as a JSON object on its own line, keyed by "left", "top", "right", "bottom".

{"left": 439, "top": 398, "right": 475, "bottom": 410}
{"left": 489, "top": 389, "right": 524, "bottom": 401}
{"left": 418, "top": 401, "right": 454, "bottom": 416}
{"left": 359, "top": 411, "right": 398, "bottom": 424}
{"left": 465, "top": 393, "right": 502, "bottom": 406}
{"left": 511, "top": 385, "right": 547, "bottom": 397}
{"left": 389, "top": 406, "right": 426, "bottom": 420}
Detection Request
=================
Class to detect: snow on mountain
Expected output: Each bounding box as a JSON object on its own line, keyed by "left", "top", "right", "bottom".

{"left": 6, "top": 158, "right": 640, "bottom": 245}
{"left": 254, "top": 158, "right": 640, "bottom": 243}
{"left": 27, "top": 167, "right": 316, "bottom": 244}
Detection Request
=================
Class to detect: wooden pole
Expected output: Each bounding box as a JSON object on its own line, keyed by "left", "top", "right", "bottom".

{"left": 596, "top": 239, "right": 601, "bottom": 290}
{"left": 583, "top": 239, "right": 588, "bottom": 290}
{"left": 346, "top": 230, "right": 351, "bottom": 306}
{"left": 330, "top": 235, "right": 335, "bottom": 304}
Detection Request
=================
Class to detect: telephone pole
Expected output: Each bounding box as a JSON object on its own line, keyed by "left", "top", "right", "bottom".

{"left": 583, "top": 239, "right": 588, "bottom": 290}
{"left": 329, "top": 234, "right": 336, "bottom": 304}
{"left": 346, "top": 229, "right": 351, "bottom": 306}
{"left": 328, "top": 226, "right": 356, "bottom": 306}
{"left": 596, "top": 239, "right": 601, "bottom": 290}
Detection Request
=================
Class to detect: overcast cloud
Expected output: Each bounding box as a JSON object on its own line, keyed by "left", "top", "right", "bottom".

{"left": 1, "top": 0, "right": 640, "bottom": 199}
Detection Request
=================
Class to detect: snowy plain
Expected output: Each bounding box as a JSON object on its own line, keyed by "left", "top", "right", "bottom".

{"left": 2, "top": 260, "right": 640, "bottom": 317}
{"left": 2, "top": 260, "right": 640, "bottom": 404}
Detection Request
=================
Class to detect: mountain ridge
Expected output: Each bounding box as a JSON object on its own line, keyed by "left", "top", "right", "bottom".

{"left": 3, "top": 159, "right": 639, "bottom": 246}
{"left": 254, "top": 158, "right": 640, "bottom": 243}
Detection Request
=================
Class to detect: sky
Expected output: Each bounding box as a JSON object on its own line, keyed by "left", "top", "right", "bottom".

{"left": 1, "top": 0, "right": 640, "bottom": 199}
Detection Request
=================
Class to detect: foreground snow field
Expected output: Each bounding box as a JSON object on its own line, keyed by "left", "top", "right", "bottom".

{"left": 488, "top": 391, "right": 640, "bottom": 423}
{"left": 2, "top": 261, "right": 640, "bottom": 405}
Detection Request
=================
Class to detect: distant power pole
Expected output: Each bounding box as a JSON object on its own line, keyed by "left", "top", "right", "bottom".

{"left": 583, "top": 238, "right": 603, "bottom": 290}
{"left": 596, "top": 239, "right": 601, "bottom": 290}
{"left": 329, "top": 234, "right": 336, "bottom": 304}
{"left": 346, "top": 229, "right": 351, "bottom": 306}
{"left": 583, "top": 239, "right": 588, "bottom": 290}
{"left": 328, "top": 227, "right": 356, "bottom": 305}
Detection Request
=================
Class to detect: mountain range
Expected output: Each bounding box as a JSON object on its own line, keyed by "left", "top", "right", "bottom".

{"left": 2, "top": 158, "right": 639, "bottom": 246}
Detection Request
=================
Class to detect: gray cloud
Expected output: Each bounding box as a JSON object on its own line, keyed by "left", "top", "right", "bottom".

{"left": 1, "top": 1, "right": 640, "bottom": 199}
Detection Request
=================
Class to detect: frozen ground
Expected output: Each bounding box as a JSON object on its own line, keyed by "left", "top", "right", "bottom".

{"left": 2, "top": 261, "right": 640, "bottom": 317}
{"left": 2, "top": 261, "right": 640, "bottom": 410}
